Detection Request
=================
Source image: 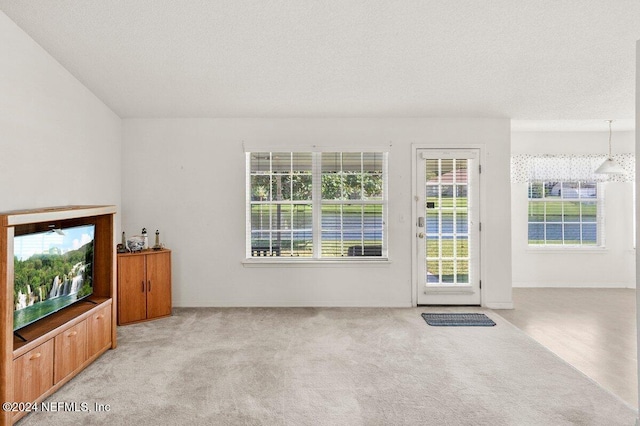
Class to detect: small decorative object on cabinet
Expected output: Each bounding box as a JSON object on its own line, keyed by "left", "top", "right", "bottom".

{"left": 0, "top": 205, "right": 117, "bottom": 426}
{"left": 117, "top": 249, "right": 172, "bottom": 325}
{"left": 141, "top": 227, "right": 148, "bottom": 250}
{"left": 153, "top": 229, "right": 162, "bottom": 250}
{"left": 126, "top": 235, "right": 145, "bottom": 252}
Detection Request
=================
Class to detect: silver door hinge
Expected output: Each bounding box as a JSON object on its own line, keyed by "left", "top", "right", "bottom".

{"left": 479, "top": 164, "right": 482, "bottom": 173}
{"left": 479, "top": 280, "right": 482, "bottom": 289}
{"left": 479, "top": 222, "right": 482, "bottom": 231}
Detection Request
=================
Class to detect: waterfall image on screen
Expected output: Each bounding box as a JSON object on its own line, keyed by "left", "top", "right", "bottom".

{"left": 13, "top": 224, "right": 95, "bottom": 331}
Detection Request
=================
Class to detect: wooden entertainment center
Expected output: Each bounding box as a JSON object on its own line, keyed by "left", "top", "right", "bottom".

{"left": 0, "top": 206, "right": 117, "bottom": 426}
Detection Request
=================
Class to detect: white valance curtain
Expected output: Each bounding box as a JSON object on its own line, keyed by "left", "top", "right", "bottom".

{"left": 511, "top": 154, "right": 635, "bottom": 183}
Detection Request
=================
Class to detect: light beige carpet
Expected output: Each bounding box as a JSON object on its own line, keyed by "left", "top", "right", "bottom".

{"left": 19, "top": 308, "right": 637, "bottom": 425}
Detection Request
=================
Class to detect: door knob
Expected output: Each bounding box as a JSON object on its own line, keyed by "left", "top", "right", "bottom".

{"left": 418, "top": 232, "right": 424, "bottom": 239}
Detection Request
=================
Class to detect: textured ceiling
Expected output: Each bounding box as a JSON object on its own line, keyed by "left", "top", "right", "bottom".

{"left": 1, "top": 0, "right": 639, "bottom": 122}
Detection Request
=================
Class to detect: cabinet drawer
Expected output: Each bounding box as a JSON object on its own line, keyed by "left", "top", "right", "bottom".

{"left": 54, "top": 321, "right": 87, "bottom": 383}
{"left": 13, "top": 339, "right": 54, "bottom": 404}
{"left": 88, "top": 305, "right": 112, "bottom": 358}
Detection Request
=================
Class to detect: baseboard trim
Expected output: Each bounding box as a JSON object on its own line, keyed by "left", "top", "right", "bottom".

{"left": 484, "top": 302, "right": 514, "bottom": 309}
{"left": 174, "top": 301, "right": 414, "bottom": 308}
{"left": 513, "top": 282, "right": 635, "bottom": 289}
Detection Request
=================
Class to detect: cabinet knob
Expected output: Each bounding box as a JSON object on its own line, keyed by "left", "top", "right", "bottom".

{"left": 96, "top": 314, "right": 104, "bottom": 320}
{"left": 29, "top": 352, "right": 42, "bottom": 360}
{"left": 68, "top": 331, "right": 78, "bottom": 337}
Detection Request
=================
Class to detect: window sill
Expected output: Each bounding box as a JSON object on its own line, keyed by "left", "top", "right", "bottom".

{"left": 242, "top": 258, "right": 391, "bottom": 267}
{"left": 526, "top": 246, "right": 608, "bottom": 254}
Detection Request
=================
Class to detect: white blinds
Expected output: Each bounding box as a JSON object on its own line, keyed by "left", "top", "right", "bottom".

{"left": 246, "top": 151, "right": 388, "bottom": 259}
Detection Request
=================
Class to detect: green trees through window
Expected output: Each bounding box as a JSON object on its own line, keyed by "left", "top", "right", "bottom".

{"left": 527, "top": 181, "right": 599, "bottom": 246}
{"left": 248, "top": 152, "right": 388, "bottom": 258}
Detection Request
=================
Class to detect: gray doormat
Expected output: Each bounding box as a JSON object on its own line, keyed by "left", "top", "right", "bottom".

{"left": 421, "top": 313, "right": 496, "bottom": 327}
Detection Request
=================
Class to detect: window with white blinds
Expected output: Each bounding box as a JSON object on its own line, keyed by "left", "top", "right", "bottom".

{"left": 527, "top": 181, "right": 603, "bottom": 246}
{"left": 246, "top": 152, "right": 388, "bottom": 259}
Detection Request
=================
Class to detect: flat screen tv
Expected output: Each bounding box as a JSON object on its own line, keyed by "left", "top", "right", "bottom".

{"left": 13, "top": 223, "right": 95, "bottom": 331}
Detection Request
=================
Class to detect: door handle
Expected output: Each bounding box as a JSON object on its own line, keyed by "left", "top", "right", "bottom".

{"left": 417, "top": 232, "right": 424, "bottom": 239}
{"left": 148, "top": 280, "right": 151, "bottom": 292}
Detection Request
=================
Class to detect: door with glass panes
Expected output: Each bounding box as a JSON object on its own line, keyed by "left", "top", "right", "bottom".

{"left": 416, "top": 149, "right": 481, "bottom": 305}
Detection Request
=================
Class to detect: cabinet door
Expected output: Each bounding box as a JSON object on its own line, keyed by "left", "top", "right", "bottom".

{"left": 13, "top": 339, "right": 54, "bottom": 404}
{"left": 87, "top": 305, "right": 112, "bottom": 358}
{"left": 54, "top": 321, "right": 87, "bottom": 383}
{"left": 118, "top": 255, "right": 147, "bottom": 324}
{"left": 146, "top": 251, "right": 172, "bottom": 319}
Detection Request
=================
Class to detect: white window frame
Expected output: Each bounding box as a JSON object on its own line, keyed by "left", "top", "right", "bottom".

{"left": 245, "top": 151, "right": 389, "bottom": 261}
{"left": 527, "top": 180, "right": 605, "bottom": 248}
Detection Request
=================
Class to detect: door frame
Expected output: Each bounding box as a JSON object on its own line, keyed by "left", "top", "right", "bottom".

{"left": 411, "top": 143, "right": 487, "bottom": 307}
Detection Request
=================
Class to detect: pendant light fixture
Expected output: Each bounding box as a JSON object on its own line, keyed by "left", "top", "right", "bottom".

{"left": 595, "top": 120, "right": 625, "bottom": 174}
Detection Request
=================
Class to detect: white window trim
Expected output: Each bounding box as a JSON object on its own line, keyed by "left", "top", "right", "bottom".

{"left": 242, "top": 258, "right": 391, "bottom": 266}
{"left": 526, "top": 181, "right": 605, "bottom": 248}
{"left": 525, "top": 247, "right": 608, "bottom": 253}
{"left": 246, "top": 151, "right": 389, "bottom": 262}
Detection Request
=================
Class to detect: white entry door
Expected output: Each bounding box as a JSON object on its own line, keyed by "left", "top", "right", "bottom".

{"left": 416, "top": 149, "right": 481, "bottom": 305}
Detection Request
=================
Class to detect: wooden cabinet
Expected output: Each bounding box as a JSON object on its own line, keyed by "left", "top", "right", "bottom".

{"left": 87, "top": 305, "right": 112, "bottom": 359}
{"left": 54, "top": 321, "right": 87, "bottom": 383}
{"left": 16, "top": 304, "right": 111, "bottom": 393}
{"left": 118, "top": 255, "right": 147, "bottom": 324}
{"left": 13, "top": 340, "right": 54, "bottom": 405}
{"left": 118, "top": 250, "right": 172, "bottom": 325}
{"left": 11, "top": 303, "right": 112, "bottom": 422}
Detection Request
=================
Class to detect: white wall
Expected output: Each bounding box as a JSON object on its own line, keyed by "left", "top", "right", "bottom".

{"left": 512, "top": 130, "right": 636, "bottom": 288}
{"left": 0, "top": 12, "right": 121, "bottom": 214}
{"left": 635, "top": 39, "right": 640, "bottom": 419}
{"left": 122, "top": 118, "right": 512, "bottom": 308}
